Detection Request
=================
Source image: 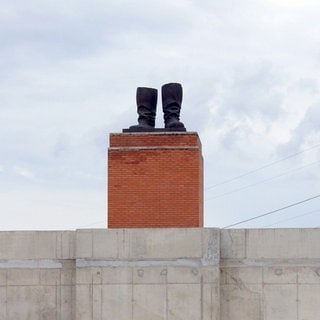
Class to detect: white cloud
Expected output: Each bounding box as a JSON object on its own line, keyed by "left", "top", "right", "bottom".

{"left": 13, "top": 166, "right": 35, "bottom": 180}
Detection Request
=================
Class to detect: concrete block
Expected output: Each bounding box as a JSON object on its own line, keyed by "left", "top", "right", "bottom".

{"left": 264, "top": 284, "right": 297, "bottom": 320}
{"left": 7, "top": 269, "right": 40, "bottom": 286}
{"left": 221, "top": 267, "right": 262, "bottom": 285}
{"left": 57, "top": 231, "right": 75, "bottom": 259}
{"left": 202, "top": 228, "right": 220, "bottom": 265}
{"left": 0, "top": 270, "right": 6, "bottom": 285}
{"left": 246, "top": 229, "right": 320, "bottom": 259}
{"left": 221, "top": 229, "right": 246, "bottom": 259}
{"left": 40, "top": 269, "right": 60, "bottom": 285}
{"left": 202, "top": 284, "right": 220, "bottom": 320}
{"left": 102, "top": 284, "right": 132, "bottom": 320}
{"left": 60, "top": 285, "right": 74, "bottom": 320}
{"left": 167, "top": 266, "right": 201, "bottom": 284}
{"left": 6, "top": 286, "right": 39, "bottom": 319}
{"left": 77, "top": 267, "right": 94, "bottom": 284}
{"left": 102, "top": 267, "right": 132, "bottom": 284}
{"left": 0, "top": 231, "right": 57, "bottom": 259}
{"left": 221, "top": 284, "right": 262, "bottom": 320}
{"left": 133, "top": 284, "right": 167, "bottom": 320}
{"left": 92, "top": 229, "right": 120, "bottom": 259}
{"left": 126, "top": 228, "right": 203, "bottom": 260}
{"left": 76, "top": 230, "right": 93, "bottom": 258}
{"left": 93, "top": 285, "right": 102, "bottom": 320}
{"left": 0, "top": 287, "right": 6, "bottom": 319}
{"left": 168, "top": 284, "right": 201, "bottom": 320}
{"left": 60, "top": 261, "right": 75, "bottom": 285}
{"left": 76, "top": 284, "right": 92, "bottom": 319}
{"left": 92, "top": 267, "right": 103, "bottom": 284}
{"left": 298, "top": 266, "right": 320, "bottom": 284}
{"left": 263, "top": 266, "right": 297, "bottom": 284}
{"left": 298, "top": 284, "right": 320, "bottom": 320}
{"left": 133, "top": 267, "right": 167, "bottom": 284}
{"left": 38, "top": 286, "right": 58, "bottom": 319}
{"left": 202, "top": 266, "right": 220, "bottom": 284}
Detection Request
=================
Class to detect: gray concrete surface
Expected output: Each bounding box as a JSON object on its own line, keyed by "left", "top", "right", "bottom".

{"left": 0, "top": 228, "right": 320, "bottom": 319}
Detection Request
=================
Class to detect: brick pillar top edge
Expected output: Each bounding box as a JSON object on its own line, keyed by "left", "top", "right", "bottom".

{"left": 109, "top": 132, "right": 202, "bottom": 148}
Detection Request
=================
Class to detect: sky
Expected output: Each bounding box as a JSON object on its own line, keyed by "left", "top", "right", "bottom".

{"left": 1, "top": 0, "right": 320, "bottom": 230}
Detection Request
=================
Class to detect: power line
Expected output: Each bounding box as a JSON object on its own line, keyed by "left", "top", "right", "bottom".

{"left": 222, "top": 194, "right": 320, "bottom": 229}
{"left": 206, "top": 143, "right": 320, "bottom": 190}
{"left": 206, "top": 160, "right": 320, "bottom": 201}
{"left": 263, "top": 209, "right": 320, "bottom": 227}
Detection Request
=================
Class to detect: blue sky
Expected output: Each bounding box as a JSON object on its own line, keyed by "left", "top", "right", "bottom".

{"left": 1, "top": 0, "right": 320, "bottom": 230}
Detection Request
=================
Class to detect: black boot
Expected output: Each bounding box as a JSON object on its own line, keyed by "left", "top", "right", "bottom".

{"left": 129, "top": 87, "right": 157, "bottom": 131}
{"left": 162, "top": 83, "right": 186, "bottom": 131}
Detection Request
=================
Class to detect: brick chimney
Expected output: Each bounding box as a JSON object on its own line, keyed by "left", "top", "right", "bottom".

{"left": 107, "top": 132, "right": 203, "bottom": 228}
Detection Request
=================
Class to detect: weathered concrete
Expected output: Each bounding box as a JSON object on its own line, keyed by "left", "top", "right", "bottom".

{"left": 220, "top": 228, "right": 320, "bottom": 320}
{"left": 0, "top": 228, "right": 320, "bottom": 319}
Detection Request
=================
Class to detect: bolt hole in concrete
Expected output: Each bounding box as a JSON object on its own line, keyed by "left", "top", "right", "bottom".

{"left": 274, "top": 268, "right": 283, "bottom": 276}
{"left": 137, "top": 269, "right": 144, "bottom": 277}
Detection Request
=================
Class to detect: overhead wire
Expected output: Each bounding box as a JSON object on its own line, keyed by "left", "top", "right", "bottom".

{"left": 206, "top": 160, "right": 320, "bottom": 201}
{"left": 206, "top": 143, "right": 320, "bottom": 190}
{"left": 263, "top": 209, "right": 320, "bottom": 227}
{"left": 222, "top": 194, "right": 320, "bottom": 229}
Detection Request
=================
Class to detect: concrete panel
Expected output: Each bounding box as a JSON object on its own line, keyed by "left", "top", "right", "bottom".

{"left": 126, "top": 228, "right": 203, "bottom": 260}
{"left": 298, "top": 266, "right": 320, "bottom": 284}
{"left": 202, "top": 228, "right": 220, "bottom": 265}
{"left": 167, "top": 266, "right": 201, "bottom": 284}
{"left": 38, "top": 286, "right": 58, "bottom": 319}
{"left": 264, "top": 284, "right": 297, "bottom": 320}
{"left": 102, "top": 284, "right": 132, "bottom": 320}
{"left": 133, "top": 284, "right": 167, "bottom": 320}
{"left": 202, "top": 267, "right": 219, "bottom": 284}
{"left": 76, "top": 284, "right": 92, "bottom": 319}
{"left": 76, "top": 230, "right": 93, "bottom": 258}
{"left": 60, "top": 285, "right": 74, "bottom": 320}
{"left": 221, "top": 229, "right": 246, "bottom": 259}
{"left": 0, "top": 270, "right": 6, "bottom": 285}
{"left": 60, "top": 261, "right": 75, "bottom": 285}
{"left": 202, "top": 284, "right": 220, "bottom": 320}
{"left": 221, "top": 284, "right": 262, "bottom": 320}
{"left": 7, "top": 286, "right": 40, "bottom": 320}
{"left": 57, "top": 231, "right": 75, "bottom": 259}
{"left": 221, "top": 267, "right": 262, "bottom": 285}
{"left": 168, "top": 284, "right": 201, "bottom": 320}
{"left": 0, "top": 286, "right": 6, "bottom": 319}
{"left": 263, "top": 266, "right": 297, "bottom": 284}
{"left": 0, "top": 231, "right": 57, "bottom": 259}
{"left": 246, "top": 229, "right": 320, "bottom": 259}
{"left": 93, "top": 285, "right": 102, "bottom": 320}
{"left": 7, "top": 269, "right": 40, "bottom": 286}
{"left": 92, "top": 229, "right": 120, "bottom": 259}
{"left": 102, "top": 267, "right": 132, "bottom": 284}
{"left": 298, "top": 284, "right": 320, "bottom": 320}
{"left": 40, "top": 269, "right": 60, "bottom": 285}
{"left": 133, "top": 266, "right": 167, "bottom": 284}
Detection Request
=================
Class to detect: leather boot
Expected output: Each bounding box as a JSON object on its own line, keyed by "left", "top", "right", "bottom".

{"left": 161, "top": 83, "right": 186, "bottom": 131}
{"left": 129, "top": 87, "right": 157, "bottom": 130}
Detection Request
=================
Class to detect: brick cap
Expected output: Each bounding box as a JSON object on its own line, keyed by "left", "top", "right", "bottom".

{"left": 109, "top": 132, "right": 202, "bottom": 148}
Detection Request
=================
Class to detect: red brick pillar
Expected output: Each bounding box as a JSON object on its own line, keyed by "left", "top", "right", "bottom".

{"left": 107, "top": 132, "right": 203, "bottom": 228}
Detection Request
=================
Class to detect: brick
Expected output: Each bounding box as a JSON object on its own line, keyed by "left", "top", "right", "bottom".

{"left": 107, "top": 132, "right": 203, "bottom": 228}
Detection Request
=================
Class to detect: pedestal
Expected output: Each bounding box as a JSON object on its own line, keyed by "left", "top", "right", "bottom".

{"left": 107, "top": 132, "right": 203, "bottom": 228}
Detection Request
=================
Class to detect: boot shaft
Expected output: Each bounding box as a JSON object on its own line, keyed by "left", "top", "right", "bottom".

{"left": 161, "top": 83, "right": 186, "bottom": 130}
{"left": 135, "top": 87, "right": 157, "bottom": 128}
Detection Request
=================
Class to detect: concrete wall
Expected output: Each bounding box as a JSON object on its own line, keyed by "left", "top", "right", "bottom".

{"left": 1, "top": 228, "right": 320, "bottom": 319}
